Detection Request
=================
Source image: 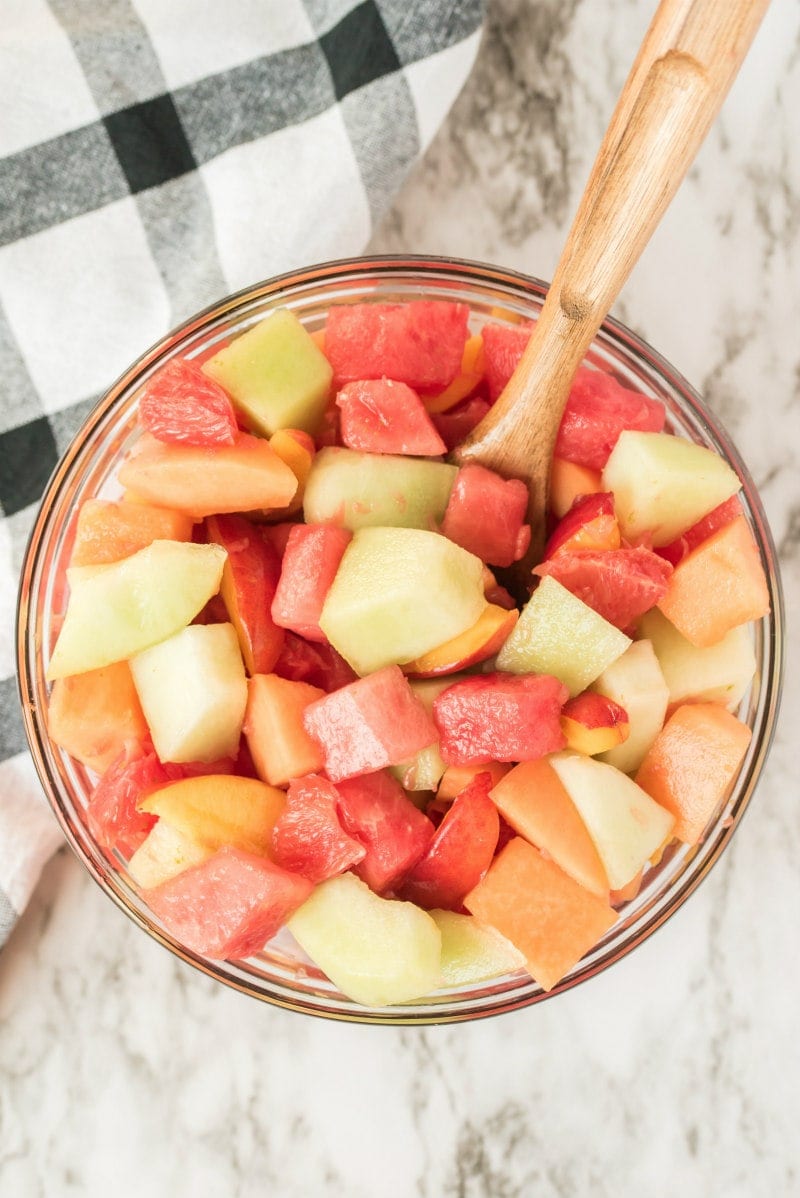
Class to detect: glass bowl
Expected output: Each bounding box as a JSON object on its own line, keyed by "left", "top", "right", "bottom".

{"left": 16, "top": 256, "right": 784, "bottom": 1024}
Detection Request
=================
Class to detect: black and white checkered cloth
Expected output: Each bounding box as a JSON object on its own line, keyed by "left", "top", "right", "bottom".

{"left": 0, "top": 0, "right": 484, "bottom": 947}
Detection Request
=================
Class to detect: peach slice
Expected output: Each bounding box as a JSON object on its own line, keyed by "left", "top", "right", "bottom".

{"left": 436, "top": 761, "right": 511, "bottom": 802}
{"left": 139, "top": 774, "right": 286, "bottom": 858}
{"left": 561, "top": 692, "right": 630, "bottom": 756}
{"left": 549, "top": 458, "right": 602, "bottom": 519}
{"left": 403, "top": 604, "right": 518, "bottom": 678}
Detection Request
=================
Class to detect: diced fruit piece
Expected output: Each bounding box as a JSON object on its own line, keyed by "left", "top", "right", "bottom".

{"left": 657, "top": 495, "right": 743, "bottom": 566}
{"left": 403, "top": 604, "right": 518, "bottom": 678}
{"left": 145, "top": 845, "right": 313, "bottom": 959}
{"left": 639, "top": 608, "right": 756, "bottom": 710}
{"left": 139, "top": 773, "right": 286, "bottom": 857}
{"left": 481, "top": 322, "right": 532, "bottom": 401}
{"left": 441, "top": 464, "right": 531, "bottom": 568}
{"left": 496, "top": 576, "right": 631, "bottom": 696}
{"left": 271, "top": 775, "right": 365, "bottom": 883}
{"left": 47, "top": 540, "right": 227, "bottom": 680}
{"left": 270, "top": 524, "right": 352, "bottom": 643}
{"left": 336, "top": 378, "right": 446, "bottom": 456}
{"left": 288, "top": 872, "right": 442, "bottom": 1007}
{"left": 202, "top": 308, "right": 332, "bottom": 436}
{"left": 47, "top": 661, "right": 148, "bottom": 774}
{"left": 544, "top": 492, "right": 620, "bottom": 558}
{"left": 635, "top": 703, "right": 752, "bottom": 845}
{"left": 561, "top": 692, "right": 630, "bottom": 756}
{"left": 424, "top": 334, "right": 485, "bottom": 413}
{"left": 592, "top": 640, "right": 670, "bottom": 774}
{"left": 437, "top": 761, "right": 511, "bottom": 802}
{"left": 535, "top": 545, "right": 672, "bottom": 631}
{"left": 272, "top": 632, "right": 357, "bottom": 693}
{"left": 86, "top": 746, "right": 169, "bottom": 858}
{"left": 128, "top": 820, "right": 214, "bottom": 889}
{"left": 549, "top": 752, "right": 675, "bottom": 889}
{"left": 319, "top": 527, "right": 485, "bottom": 676}
{"left": 431, "top": 395, "right": 491, "bottom": 451}
{"left": 70, "top": 499, "right": 194, "bottom": 567}
{"left": 118, "top": 433, "right": 298, "bottom": 518}
{"left": 549, "top": 457, "right": 602, "bottom": 519}
{"left": 130, "top": 623, "right": 246, "bottom": 764}
{"left": 601, "top": 431, "right": 741, "bottom": 546}
{"left": 244, "top": 673, "right": 326, "bottom": 787}
{"left": 656, "top": 516, "right": 770, "bottom": 647}
{"left": 303, "top": 666, "right": 437, "bottom": 782}
{"left": 139, "top": 357, "right": 238, "bottom": 446}
{"left": 490, "top": 758, "right": 609, "bottom": 898}
{"left": 325, "top": 301, "right": 469, "bottom": 391}
{"left": 432, "top": 673, "right": 568, "bottom": 765}
{"left": 206, "top": 514, "right": 285, "bottom": 674}
{"left": 335, "top": 770, "right": 435, "bottom": 892}
{"left": 397, "top": 773, "right": 500, "bottom": 909}
{"left": 465, "top": 837, "right": 617, "bottom": 992}
{"left": 303, "top": 447, "right": 457, "bottom": 532}
{"left": 431, "top": 910, "right": 525, "bottom": 986}
{"left": 555, "top": 367, "right": 666, "bottom": 469}
{"left": 267, "top": 428, "right": 316, "bottom": 517}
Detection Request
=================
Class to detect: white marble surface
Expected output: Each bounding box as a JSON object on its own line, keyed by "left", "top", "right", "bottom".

{"left": 3, "top": 2, "right": 800, "bottom": 1194}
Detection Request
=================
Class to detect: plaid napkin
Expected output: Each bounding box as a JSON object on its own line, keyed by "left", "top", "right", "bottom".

{"left": 0, "top": 0, "right": 483, "bottom": 947}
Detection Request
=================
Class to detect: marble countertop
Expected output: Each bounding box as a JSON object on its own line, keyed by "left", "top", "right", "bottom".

{"left": 3, "top": 2, "right": 799, "bottom": 1195}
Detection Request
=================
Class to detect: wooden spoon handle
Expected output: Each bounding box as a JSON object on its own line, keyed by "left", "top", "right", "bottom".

{"left": 454, "top": 0, "right": 769, "bottom": 548}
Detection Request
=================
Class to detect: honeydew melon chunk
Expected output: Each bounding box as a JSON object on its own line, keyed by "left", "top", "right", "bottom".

{"left": 495, "top": 576, "right": 631, "bottom": 696}
{"left": 593, "top": 640, "right": 670, "bottom": 774}
{"left": 202, "top": 308, "right": 332, "bottom": 436}
{"left": 639, "top": 608, "right": 756, "bottom": 710}
{"left": 130, "top": 623, "right": 247, "bottom": 763}
{"left": 128, "top": 820, "right": 213, "bottom": 889}
{"left": 431, "top": 909, "right": 526, "bottom": 986}
{"left": 320, "top": 527, "right": 486, "bottom": 676}
{"left": 549, "top": 751, "right": 675, "bottom": 889}
{"left": 288, "top": 872, "right": 442, "bottom": 1007}
{"left": 47, "top": 540, "right": 227, "bottom": 680}
{"left": 602, "top": 431, "right": 740, "bottom": 546}
{"left": 303, "top": 447, "right": 457, "bottom": 532}
{"left": 390, "top": 679, "right": 449, "bottom": 791}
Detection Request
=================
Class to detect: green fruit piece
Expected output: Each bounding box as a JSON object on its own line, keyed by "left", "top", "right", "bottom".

{"left": 639, "top": 608, "right": 756, "bottom": 710}
{"left": 602, "top": 431, "right": 740, "bottom": 546}
{"left": 288, "top": 872, "right": 442, "bottom": 1007}
{"left": 496, "top": 576, "right": 630, "bottom": 696}
{"left": 130, "top": 622, "right": 247, "bottom": 763}
{"left": 319, "top": 527, "right": 486, "bottom": 676}
{"left": 431, "top": 910, "right": 525, "bottom": 986}
{"left": 303, "top": 447, "right": 457, "bottom": 532}
{"left": 202, "top": 309, "right": 332, "bottom": 436}
{"left": 593, "top": 640, "right": 670, "bottom": 775}
{"left": 47, "top": 540, "right": 227, "bottom": 680}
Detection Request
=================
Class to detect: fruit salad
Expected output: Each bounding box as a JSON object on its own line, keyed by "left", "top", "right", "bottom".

{"left": 44, "top": 299, "right": 770, "bottom": 1007}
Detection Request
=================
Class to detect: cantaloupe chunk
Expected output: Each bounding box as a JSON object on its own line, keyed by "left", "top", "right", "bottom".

{"left": 464, "top": 837, "right": 617, "bottom": 992}
{"left": 70, "top": 499, "right": 194, "bottom": 566}
{"left": 635, "top": 703, "right": 752, "bottom": 845}
{"left": 549, "top": 458, "right": 602, "bottom": 519}
{"left": 118, "top": 433, "right": 298, "bottom": 518}
{"left": 489, "top": 759, "right": 609, "bottom": 898}
{"left": 656, "top": 516, "right": 770, "bottom": 647}
{"left": 139, "top": 774, "right": 286, "bottom": 857}
{"left": 47, "top": 660, "right": 148, "bottom": 774}
{"left": 244, "top": 673, "right": 325, "bottom": 787}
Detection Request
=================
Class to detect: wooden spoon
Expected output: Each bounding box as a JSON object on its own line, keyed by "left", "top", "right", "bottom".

{"left": 452, "top": 0, "right": 770, "bottom": 590}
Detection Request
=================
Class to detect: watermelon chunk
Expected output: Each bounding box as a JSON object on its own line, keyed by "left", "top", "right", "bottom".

{"left": 139, "top": 358, "right": 238, "bottom": 447}
{"left": 535, "top": 546, "right": 673, "bottom": 631}
{"left": 272, "top": 631, "right": 357, "bottom": 693}
{"left": 433, "top": 673, "right": 569, "bottom": 765}
{"left": 325, "top": 301, "right": 470, "bottom": 392}
{"left": 334, "top": 770, "right": 435, "bottom": 893}
{"left": 271, "top": 524, "right": 352, "bottom": 643}
{"left": 481, "top": 322, "right": 533, "bottom": 401}
{"left": 271, "top": 775, "right": 365, "bottom": 883}
{"left": 441, "top": 464, "right": 531, "bottom": 568}
{"left": 555, "top": 367, "right": 666, "bottom": 470}
{"left": 143, "top": 845, "right": 313, "bottom": 959}
{"left": 336, "top": 379, "right": 446, "bottom": 456}
{"left": 303, "top": 665, "right": 438, "bottom": 782}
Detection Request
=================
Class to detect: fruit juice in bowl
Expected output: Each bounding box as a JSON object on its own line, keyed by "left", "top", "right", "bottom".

{"left": 16, "top": 256, "right": 784, "bottom": 1025}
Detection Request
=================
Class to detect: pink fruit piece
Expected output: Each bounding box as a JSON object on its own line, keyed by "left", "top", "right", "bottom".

{"left": 271, "top": 524, "right": 352, "bottom": 643}
{"left": 481, "top": 322, "right": 533, "bottom": 402}
{"left": 143, "top": 845, "right": 313, "bottom": 959}
{"left": 555, "top": 367, "right": 665, "bottom": 470}
{"left": 325, "top": 301, "right": 470, "bottom": 392}
{"left": 334, "top": 770, "right": 435, "bottom": 893}
{"left": 441, "top": 463, "right": 531, "bottom": 568}
{"left": 139, "top": 358, "right": 238, "bottom": 447}
{"left": 86, "top": 744, "right": 169, "bottom": 859}
{"left": 303, "top": 665, "right": 438, "bottom": 782}
{"left": 433, "top": 673, "right": 568, "bottom": 766}
{"left": 535, "top": 545, "right": 672, "bottom": 631}
{"left": 273, "top": 631, "right": 357, "bottom": 693}
{"left": 271, "top": 774, "right": 365, "bottom": 884}
{"left": 336, "top": 378, "right": 447, "bottom": 456}
{"left": 432, "top": 395, "right": 491, "bottom": 451}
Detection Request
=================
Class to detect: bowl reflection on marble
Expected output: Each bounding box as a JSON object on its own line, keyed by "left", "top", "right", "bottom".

{"left": 16, "top": 256, "right": 784, "bottom": 1024}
